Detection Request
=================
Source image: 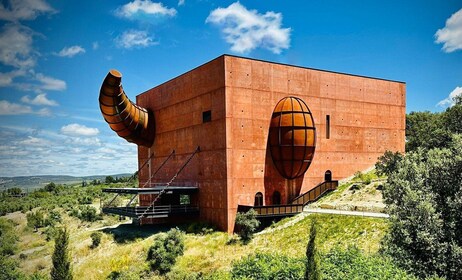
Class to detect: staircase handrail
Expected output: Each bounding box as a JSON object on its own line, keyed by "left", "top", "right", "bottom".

{"left": 138, "top": 146, "right": 200, "bottom": 219}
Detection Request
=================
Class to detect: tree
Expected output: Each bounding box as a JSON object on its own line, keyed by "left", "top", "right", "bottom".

{"left": 382, "top": 135, "right": 462, "bottom": 279}
{"left": 235, "top": 209, "right": 260, "bottom": 243}
{"left": 147, "top": 228, "right": 185, "bottom": 274}
{"left": 305, "top": 220, "right": 320, "bottom": 280}
{"left": 442, "top": 94, "right": 462, "bottom": 134}
{"left": 375, "top": 150, "right": 403, "bottom": 177}
{"left": 51, "top": 228, "right": 72, "bottom": 280}
{"left": 90, "top": 232, "right": 102, "bottom": 249}
{"left": 105, "top": 176, "right": 115, "bottom": 184}
{"left": 44, "top": 182, "right": 57, "bottom": 192}
{"left": 405, "top": 111, "right": 451, "bottom": 151}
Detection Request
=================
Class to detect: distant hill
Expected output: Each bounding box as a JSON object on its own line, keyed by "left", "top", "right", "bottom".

{"left": 0, "top": 174, "right": 132, "bottom": 191}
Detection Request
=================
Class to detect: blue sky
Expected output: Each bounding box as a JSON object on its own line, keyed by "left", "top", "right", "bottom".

{"left": 0, "top": 0, "right": 461, "bottom": 177}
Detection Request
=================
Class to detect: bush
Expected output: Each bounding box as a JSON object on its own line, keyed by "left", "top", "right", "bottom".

{"left": 0, "top": 218, "right": 18, "bottom": 256}
{"left": 382, "top": 136, "right": 462, "bottom": 279}
{"left": 44, "top": 226, "right": 58, "bottom": 242}
{"left": 235, "top": 209, "right": 260, "bottom": 243}
{"left": 79, "top": 206, "right": 101, "bottom": 222}
{"left": 231, "top": 252, "right": 305, "bottom": 280}
{"left": 26, "top": 211, "right": 46, "bottom": 229}
{"left": 147, "top": 228, "right": 185, "bottom": 274}
{"left": 186, "top": 222, "right": 216, "bottom": 235}
{"left": 78, "top": 196, "right": 93, "bottom": 205}
{"left": 322, "top": 246, "right": 416, "bottom": 280}
{"left": 90, "top": 232, "right": 102, "bottom": 248}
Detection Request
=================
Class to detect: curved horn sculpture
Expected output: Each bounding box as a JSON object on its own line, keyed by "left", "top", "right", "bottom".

{"left": 99, "top": 69, "right": 155, "bottom": 147}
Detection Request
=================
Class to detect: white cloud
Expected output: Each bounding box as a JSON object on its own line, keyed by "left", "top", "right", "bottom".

{"left": 60, "top": 123, "right": 99, "bottom": 137}
{"left": 92, "top": 41, "right": 99, "bottom": 50}
{"left": 435, "top": 8, "right": 462, "bottom": 53}
{"left": 0, "top": 0, "right": 56, "bottom": 22}
{"left": 437, "top": 86, "right": 462, "bottom": 108}
{"left": 18, "top": 136, "right": 51, "bottom": 146}
{"left": 34, "top": 73, "right": 66, "bottom": 91}
{"left": 116, "top": 0, "right": 176, "bottom": 19}
{"left": 115, "top": 29, "right": 157, "bottom": 49}
{"left": 36, "top": 107, "right": 52, "bottom": 116}
{"left": 0, "top": 100, "right": 55, "bottom": 116}
{"left": 206, "top": 2, "right": 291, "bottom": 54}
{"left": 0, "top": 100, "right": 32, "bottom": 115}
{"left": 0, "top": 70, "right": 25, "bottom": 86}
{"left": 0, "top": 24, "right": 36, "bottom": 69}
{"left": 64, "top": 137, "right": 101, "bottom": 146}
{"left": 21, "top": 93, "right": 58, "bottom": 106}
{"left": 178, "top": 0, "right": 185, "bottom": 6}
{"left": 56, "top": 45, "right": 85, "bottom": 57}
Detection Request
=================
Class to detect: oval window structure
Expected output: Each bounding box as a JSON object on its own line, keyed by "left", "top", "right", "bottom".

{"left": 268, "top": 96, "right": 316, "bottom": 179}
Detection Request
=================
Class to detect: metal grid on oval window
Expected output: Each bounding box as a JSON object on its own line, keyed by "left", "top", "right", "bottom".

{"left": 269, "top": 96, "right": 316, "bottom": 179}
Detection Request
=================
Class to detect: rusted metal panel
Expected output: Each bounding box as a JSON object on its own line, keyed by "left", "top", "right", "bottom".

{"left": 99, "top": 69, "right": 155, "bottom": 147}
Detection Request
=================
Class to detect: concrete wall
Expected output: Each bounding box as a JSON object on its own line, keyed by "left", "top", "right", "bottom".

{"left": 136, "top": 57, "right": 229, "bottom": 230}
{"left": 135, "top": 55, "right": 406, "bottom": 232}
{"left": 224, "top": 56, "right": 405, "bottom": 232}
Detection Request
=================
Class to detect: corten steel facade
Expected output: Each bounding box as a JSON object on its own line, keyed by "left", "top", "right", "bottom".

{"left": 134, "top": 55, "right": 405, "bottom": 232}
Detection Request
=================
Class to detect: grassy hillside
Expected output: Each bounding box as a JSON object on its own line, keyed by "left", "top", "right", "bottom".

{"left": 5, "top": 209, "right": 389, "bottom": 279}
{"left": 1, "top": 174, "right": 402, "bottom": 279}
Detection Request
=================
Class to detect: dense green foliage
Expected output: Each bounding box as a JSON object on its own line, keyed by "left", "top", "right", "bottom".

{"left": 322, "top": 247, "right": 416, "bottom": 280}
{"left": 0, "top": 218, "right": 27, "bottom": 280}
{"left": 147, "top": 228, "right": 185, "bottom": 274}
{"left": 51, "top": 228, "right": 73, "bottom": 280}
{"left": 90, "top": 232, "right": 103, "bottom": 248}
{"left": 380, "top": 97, "right": 462, "bottom": 279}
{"left": 375, "top": 151, "right": 403, "bottom": 177}
{"left": 231, "top": 247, "right": 416, "bottom": 280}
{"left": 0, "top": 183, "right": 105, "bottom": 216}
{"left": 231, "top": 252, "right": 305, "bottom": 280}
{"left": 406, "top": 97, "right": 462, "bottom": 152}
{"left": 235, "top": 209, "right": 260, "bottom": 243}
{"left": 0, "top": 218, "right": 18, "bottom": 256}
{"left": 381, "top": 136, "right": 462, "bottom": 279}
{"left": 405, "top": 111, "right": 451, "bottom": 151}
{"left": 305, "top": 221, "right": 320, "bottom": 280}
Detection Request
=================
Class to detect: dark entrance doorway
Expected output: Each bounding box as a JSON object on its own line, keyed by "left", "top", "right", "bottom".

{"left": 254, "top": 192, "right": 263, "bottom": 206}
{"left": 272, "top": 191, "right": 281, "bottom": 205}
{"left": 325, "top": 170, "right": 332, "bottom": 181}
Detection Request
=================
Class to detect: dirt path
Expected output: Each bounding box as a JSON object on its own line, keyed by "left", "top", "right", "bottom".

{"left": 86, "top": 220, "right": 132, "bottom": 232}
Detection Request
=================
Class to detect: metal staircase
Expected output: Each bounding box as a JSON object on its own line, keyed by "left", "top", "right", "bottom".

{"left": 101, "top": 147, "right": 201, "bottom": 220}
{"left": 138, "top": 146, "right": 200, "bottom": 219}
{"left": 238, "top": 180, "right": 338, "bottom": 218}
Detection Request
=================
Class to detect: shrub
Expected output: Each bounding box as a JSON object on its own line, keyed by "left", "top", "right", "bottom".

{"left": 26, "top": 211, "right": 46, "bottom": 229}
{"left": 51, "top": 228, "right": 72, "bottom": 280}
{"left": 231, "top": 252, "right": 305, "bottom": 280}
{"left": 235, "top": 209, "right": 260, "bottom": 243}
{"left": 44, "top": 226, "right": 58, "bottom": 242}
{"left": 186, "top": 222, "right": 216, "bottom": 235}
{"left": 0, "top": 218, "right": 18, "bottom": 255}
{"left": 79, "top": 206, "right": 101, "bottom": 222}
{"left": 322, "top": 246, "right": 416, "bottom": 280}
{"left": 90, "top": 232, "right": 103, "bottom": 248}
{"left": 147, "top": 228, "right": 185, "bottom": 274}
{"left": 78, "top": 196, "right": 93, "bottom": 205}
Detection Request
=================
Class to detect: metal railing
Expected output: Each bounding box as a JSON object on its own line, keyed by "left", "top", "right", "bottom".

{"left": 291, "top": 180, "right": 338, "bottom": 205}
{"left": 237, "top": 180, "right": 338, "bottom": 218}
{"left": 103, "top": 205, "right": 199, "bottom": 218}
{"left": 238, "top": 204, "right": 304, "bottom": 217}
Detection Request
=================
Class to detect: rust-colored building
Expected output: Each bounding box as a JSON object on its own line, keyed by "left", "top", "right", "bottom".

{"left": 101, "top": 55, "right": 405, "bottom": 233}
